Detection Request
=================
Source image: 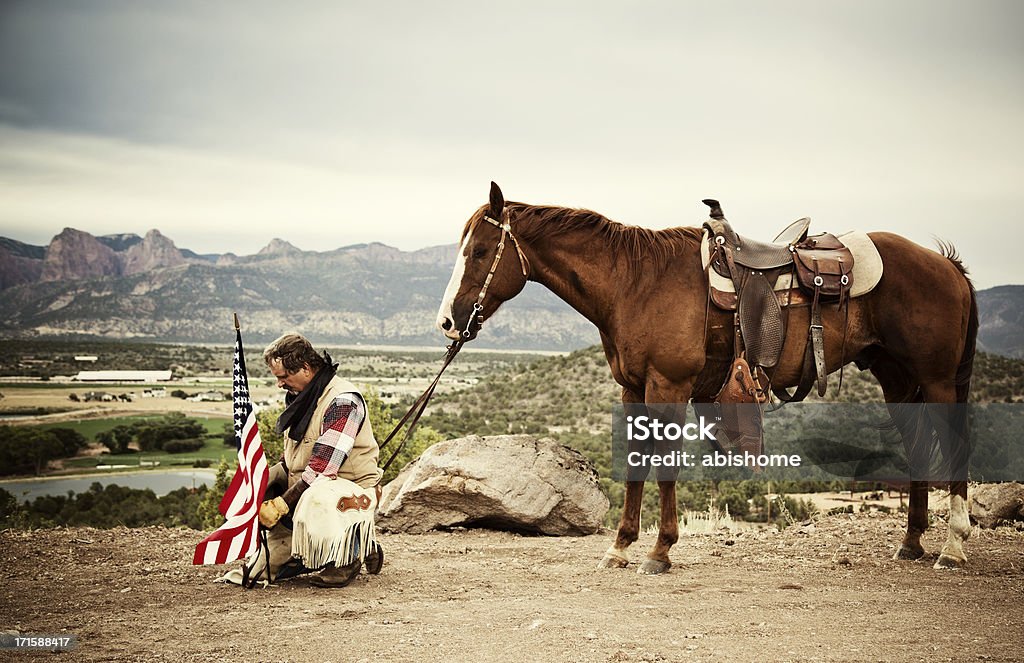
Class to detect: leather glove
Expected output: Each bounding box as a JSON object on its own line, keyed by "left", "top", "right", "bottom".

{"left": 258, "top": 496, "right": 289, "bottom": 528}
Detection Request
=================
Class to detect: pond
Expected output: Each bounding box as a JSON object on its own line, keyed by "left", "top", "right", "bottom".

{"left": 0, "top": 469, "right": 218, "bottom": 503}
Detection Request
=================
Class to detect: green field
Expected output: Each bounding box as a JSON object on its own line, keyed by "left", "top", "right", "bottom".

{"left": 34, "top": 414, "right": 235, "bottom": 473}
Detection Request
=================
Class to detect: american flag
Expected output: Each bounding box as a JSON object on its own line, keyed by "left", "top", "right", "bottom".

{"left": 193, "top": 328, "right": 269, "bottom": 565}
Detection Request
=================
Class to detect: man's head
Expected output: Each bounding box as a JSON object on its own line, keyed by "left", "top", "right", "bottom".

{"left": 263, "top": 333, "right": 327, "bottom": 394}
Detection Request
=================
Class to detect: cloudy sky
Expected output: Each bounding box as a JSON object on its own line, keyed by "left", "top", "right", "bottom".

{"left": 1, "top": 1, "right": 1021, "bottom": 287}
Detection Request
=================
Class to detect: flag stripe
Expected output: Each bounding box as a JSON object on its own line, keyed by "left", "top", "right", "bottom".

{"left": 219, "top": 418, "right": 262, "bottom": 517}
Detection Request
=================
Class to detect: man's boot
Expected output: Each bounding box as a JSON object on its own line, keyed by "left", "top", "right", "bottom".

{"left": 310, "top": 559, "right": 361, "bottom": 588}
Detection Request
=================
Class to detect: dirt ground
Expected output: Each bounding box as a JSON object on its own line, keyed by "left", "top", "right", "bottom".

{"left": 2, "top": 512, "right": 1022, "bottom": 663}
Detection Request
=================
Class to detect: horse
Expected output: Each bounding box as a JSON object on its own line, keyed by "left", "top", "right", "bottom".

{"left": 436, "top": 182, "right": 978, "bottom": 575}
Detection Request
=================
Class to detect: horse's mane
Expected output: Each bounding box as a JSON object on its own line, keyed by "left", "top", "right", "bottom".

{"left": 500, "top": 202, "right": 703, "bottom": 277}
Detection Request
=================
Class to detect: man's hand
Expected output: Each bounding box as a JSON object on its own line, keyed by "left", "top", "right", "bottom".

{"left": 258, "top": 496, "right": 289, "bottom": 528}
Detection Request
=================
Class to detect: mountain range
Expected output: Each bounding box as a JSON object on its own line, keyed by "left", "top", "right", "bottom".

{"left": 0, "top": 228, "right": 598, "bottom": 351}
{"left": 1, "top": 228, "right": 1022, "bottom": 355}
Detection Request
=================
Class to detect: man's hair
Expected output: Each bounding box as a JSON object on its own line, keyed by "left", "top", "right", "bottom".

{"left": 263, "top": 333, "right": 326, "bottom": 374}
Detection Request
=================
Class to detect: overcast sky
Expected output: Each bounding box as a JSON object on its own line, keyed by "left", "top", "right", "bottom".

{"left": 1, "top": 1, "right": 1021, "bottom": 287}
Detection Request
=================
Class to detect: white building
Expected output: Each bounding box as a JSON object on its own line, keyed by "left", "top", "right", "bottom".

{"left": 74, "top": 370, "right": 173, "bottom": 382}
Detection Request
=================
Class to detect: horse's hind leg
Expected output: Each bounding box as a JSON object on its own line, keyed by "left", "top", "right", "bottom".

{"left": 870, "top": 355, "right": 930, "bottom": 560}
{"left": 923, "top": 382, "right": 972, "bottom": 569}
{"left": 897, "top": 482, "right": 929, "bottom": 560}
{"left": 935, "top": 480, "right": 970, "bottom": 569}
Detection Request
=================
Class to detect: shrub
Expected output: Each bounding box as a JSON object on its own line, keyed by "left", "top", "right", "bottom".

{"left": 162, "top": 438, "right": 205, "bottom": 454}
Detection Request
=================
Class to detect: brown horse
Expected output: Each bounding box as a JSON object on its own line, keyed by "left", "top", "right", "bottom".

{"left": 436, "top": 182, "right": 978, "bottom": 575}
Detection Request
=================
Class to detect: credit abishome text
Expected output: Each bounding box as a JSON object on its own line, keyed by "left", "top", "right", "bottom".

{"left": 626, "top": 451, "right": 803, "bottom": 468}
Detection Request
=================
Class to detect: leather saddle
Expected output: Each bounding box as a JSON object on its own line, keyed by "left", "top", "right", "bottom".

{"left": 702, "top": 199, "right": 855, "bottom": 402}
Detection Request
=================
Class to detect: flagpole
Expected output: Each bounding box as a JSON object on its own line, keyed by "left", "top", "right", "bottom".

{"left": 233, "top": 312, "right": 240, "bottom": 330}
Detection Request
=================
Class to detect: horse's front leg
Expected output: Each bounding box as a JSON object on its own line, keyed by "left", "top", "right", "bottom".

{"left": 600, "top": 388, "right": 646, "bottom": 569}
{"left": 638, "top": 479, "right": 679, "bottom": 575}
{"left": 599, "top": 480, "right": 643, "bottom": 568}
{"left": 637, "top": 391, "right": 690, "bottom": 575}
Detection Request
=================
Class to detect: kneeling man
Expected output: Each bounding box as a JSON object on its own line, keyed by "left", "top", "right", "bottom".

{"left": 223, "top": 332, "right": 384, "bottom": 587}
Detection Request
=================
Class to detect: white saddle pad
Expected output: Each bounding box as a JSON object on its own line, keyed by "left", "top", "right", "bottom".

{"left": 701, "top": 229, "right": 883, "bottom": 297}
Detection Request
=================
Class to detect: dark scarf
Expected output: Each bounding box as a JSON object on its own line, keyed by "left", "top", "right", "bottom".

{"left": 276, "top": 352, "right": 338, "bottom": 443}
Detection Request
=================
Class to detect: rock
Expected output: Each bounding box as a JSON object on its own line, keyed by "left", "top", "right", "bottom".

{"left": 257, "top": 238, "right": 301, "bottom": 256}
{"left": 41, "top": 228, "right": 122, "bottom": 282}
{"left": 970, "top": 482, "right": 1024, "bottom": 528}
{"left": 377, "top": 435, "right": 609, "bottom": 536}
{"left": 122, "top": 229, "right": 186, "bottom": 275}
{"left": 0, "top": 237, "right": 44, "bottom": 289}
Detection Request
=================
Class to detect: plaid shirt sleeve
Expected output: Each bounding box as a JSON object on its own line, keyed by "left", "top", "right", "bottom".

{"left": 300, "top": 393, "right": 366, "bottom": 485}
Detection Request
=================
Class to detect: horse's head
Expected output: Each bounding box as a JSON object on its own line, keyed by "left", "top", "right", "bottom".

{"left": 436, "top": 182, "right": 530, "bottom": 342}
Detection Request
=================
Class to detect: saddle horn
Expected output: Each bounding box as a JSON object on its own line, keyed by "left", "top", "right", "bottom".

{"left": 702, "top": 199, "right": 725, "bottom": 220}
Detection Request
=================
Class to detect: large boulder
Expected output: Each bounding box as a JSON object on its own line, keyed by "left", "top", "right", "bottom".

{"left": 970, "top": 482, "right": 1024, "bottom": 528}
{"left": 377, "top": 435, "right": 609, "bottom": 536}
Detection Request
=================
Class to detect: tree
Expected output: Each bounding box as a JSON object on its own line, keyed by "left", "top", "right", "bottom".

{"left": 0, "top": 427, "right": 66, "bottom": 476}
{"left": 0, "top": 488, "right": 27, "bottom": 528}
{"left": 49, "top": 428, "right": 87, "bottom": 457}
{"left": 363, "top": 386, "right": 443, "bottom": 484}
{"left": 255, "top": 405, "right": 284, "bottom": 464}
{"left": 26, "top": 430, "right": 63, "bottom": 475}
{"left": 221, "top": 422, "right": 236, "bottom": 446}
{"left": 197, "top": 458, "right": 233, "bottom": 530}
{"left": 131, "top": 413, "right": 207, "bottom": 451}
{"left": 163, "top": 438, "right": 205, "bottom": 453}
{"left": 98, "top": 425, "right": 134, "bottom": 454}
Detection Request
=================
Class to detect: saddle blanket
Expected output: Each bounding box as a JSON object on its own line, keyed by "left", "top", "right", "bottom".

{"left": 700, "top": 229, "right": 884, "bottom": 300}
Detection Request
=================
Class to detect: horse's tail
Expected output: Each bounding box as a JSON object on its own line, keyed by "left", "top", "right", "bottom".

{"left": 932, "top": 241, "right": 977, "bottom": 484}
{"left": 937, "top": 240, "right": 978, "bottom": 404}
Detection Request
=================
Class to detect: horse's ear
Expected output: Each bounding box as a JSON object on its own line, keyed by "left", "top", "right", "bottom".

{"left": 489, "top": 181, "right": 505, "bottom": 219}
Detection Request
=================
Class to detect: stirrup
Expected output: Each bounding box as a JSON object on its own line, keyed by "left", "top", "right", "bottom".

{"left": 364, "top": 542, "right": 384, "bottom": 575}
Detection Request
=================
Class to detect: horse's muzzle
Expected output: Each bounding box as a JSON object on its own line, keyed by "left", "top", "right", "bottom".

{"left": 437, "top": 315, "right": 464, "bottom": 341}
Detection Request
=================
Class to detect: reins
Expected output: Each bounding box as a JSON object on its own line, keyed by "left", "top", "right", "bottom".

{"left": 378, "top": 340, "right": 464, "bottom": 472}
{"left": 241, "top": 528, "right": 273, "bottom": 589}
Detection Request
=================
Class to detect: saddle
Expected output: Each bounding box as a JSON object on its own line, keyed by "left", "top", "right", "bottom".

{"left": 701, "top": 199, "right": 855, "bottom": 454}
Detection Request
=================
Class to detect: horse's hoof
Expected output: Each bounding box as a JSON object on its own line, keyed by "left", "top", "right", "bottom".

{"left": 893, "top": 545, "right": 925, "bottom": 561}
{"left": 934, "top": 553, "right": 966, "bottom": 570}
{"left": 637, "top": 559, "right": 671, "bottom": 575}
{"left": 598, "top": 553, "right": 629, "bottom": 569}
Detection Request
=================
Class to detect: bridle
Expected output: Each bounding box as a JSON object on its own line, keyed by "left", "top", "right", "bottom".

{"left": 375, "top": 209, "right": 529, "bottom": 473}
{"left": 460, "top": 210, "right": 530, "bottom": 339}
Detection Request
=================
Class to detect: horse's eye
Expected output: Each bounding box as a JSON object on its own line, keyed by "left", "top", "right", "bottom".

{"left": 471, "top": 247, "right": 488, "bottom": 260}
